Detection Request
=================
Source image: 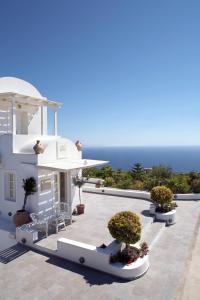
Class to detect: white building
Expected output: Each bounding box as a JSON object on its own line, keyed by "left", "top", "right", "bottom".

{"left": 0, "top": 77, "right": 106, "bottom": 222}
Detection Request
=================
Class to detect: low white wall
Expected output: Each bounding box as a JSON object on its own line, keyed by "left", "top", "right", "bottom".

{"left": 83, "top": 186, "right": 200, "bottom": 201}
{"left": 83, "top": 186, "right": 151, "bottom": 200}
{"left": 57, "top": 238, "right": 149, "bottom": 280}
{"left": 174, "top": 193, "right": 200, "bottom": 200}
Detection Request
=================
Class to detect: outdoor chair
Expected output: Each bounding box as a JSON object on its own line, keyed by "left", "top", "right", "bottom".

{"left": 51, "top": 214, "right": 66, "bottom": 234}
{"left": 59, "top": 202, "right": 72, "bottom": 225}
{"left": 30, "top": 213, "right": 48, "bottom": 238}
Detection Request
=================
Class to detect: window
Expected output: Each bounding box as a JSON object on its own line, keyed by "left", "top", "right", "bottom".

{"left": 5, "top": 172, "right": 16, "bottom": 201}
{"left": 40, "top": 178, "right": 51, "bottom": 192}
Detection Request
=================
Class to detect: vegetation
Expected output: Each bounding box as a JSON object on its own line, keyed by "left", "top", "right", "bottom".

{"left": 108, "top": 211, "right": 148, "bottom": 265}
{"left": 22, "top": 177, "right": 37, "bottom": 211}
{"left": 82, "top": 163, "right": 200, "bottom": 194}
{"left": 108, "top": 211, "right": 141, "bottom": 247}
{"left": 110, "top": 242, "right": 149, "bottom": 265}
{"left": 151, "top": 186, "right": 177, "bottom": 212}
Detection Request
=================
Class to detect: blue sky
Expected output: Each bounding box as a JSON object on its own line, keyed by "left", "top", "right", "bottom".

{"left": 0, "top": 0, "right": 200, "bottom": 146}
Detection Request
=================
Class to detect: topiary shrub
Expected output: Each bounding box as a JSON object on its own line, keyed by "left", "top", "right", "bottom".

{"left": 151, "top": 185, "right": 176, "bottom": 212}
{"left": 108, "top": 211, "right": 141, "bottom": 247}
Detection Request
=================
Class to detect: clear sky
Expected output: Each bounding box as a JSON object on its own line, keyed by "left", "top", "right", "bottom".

{"left": 0, "top": 0, "right": 200, "bottom": 146}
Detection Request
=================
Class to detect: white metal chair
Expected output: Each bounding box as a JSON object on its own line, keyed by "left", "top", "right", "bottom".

{"left": 59, "top": 203, "right": 72, "bottom": 225}
{"left": 30, "top": 213, "right": 49, "bottom": 237}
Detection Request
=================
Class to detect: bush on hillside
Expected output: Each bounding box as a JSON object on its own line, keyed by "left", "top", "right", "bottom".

{"left": 167, "top": 176, "right": 190, "bottom": 194}
{"left": 191, "top": 179, "right": 200, "bottom": 193}
{"left": 151, "top": 165, "right": 172, "bottom": 179}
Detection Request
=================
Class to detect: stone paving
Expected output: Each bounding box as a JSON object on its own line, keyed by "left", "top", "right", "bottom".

{"left": 0, "top": 193, "right": 199, "bottom": 300}
{"left": 36, "top": 192, "right": 152, "bottom": 250}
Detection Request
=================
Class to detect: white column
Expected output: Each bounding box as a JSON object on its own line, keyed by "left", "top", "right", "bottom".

{"left": 54, "top": 108, "right": 58, "bottom": 136}
{"left": 11, "top": 100, "right": 16, "bottom": 134}
{"left": 41, "top": 106, "right": 44, "bottom": 135}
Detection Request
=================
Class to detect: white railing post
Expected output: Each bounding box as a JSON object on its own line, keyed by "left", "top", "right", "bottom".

{"left": 11, "top": 100, "right": 16, "bottom": 135}
{"left": 41, "top": 106, "right": 44, "bottom": 135}
{"left": 54, "top": 108, "right": 58, "bottom": 136}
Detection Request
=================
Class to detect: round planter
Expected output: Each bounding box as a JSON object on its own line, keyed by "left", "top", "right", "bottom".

{"left": 149, "top": 203, "right": 156, "bottom": 215}
{"left": 155, "top": 209, "right": 176, "bottom": 225}
{"left": 76, "top": 204, "right": 85, "bottom": 215}
{"left": 13, "top": 210, "right": 31, "bottom": 227}
{"left": 111, "top": 253, "right": 149, "bottom": 280}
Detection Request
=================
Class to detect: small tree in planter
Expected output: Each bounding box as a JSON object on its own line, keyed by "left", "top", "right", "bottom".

{"left": 151, "top": 186, "right": 177, "bottom": 224}
{"left": 13, "top": 177, "right": 37, "bottom": 227}
{"left": 151, "top": 186, "right": 177, "bottom": 213}
{"left": 22, "top": 177, "right": 37, "bottom": 210}
{"left": 108, "top": 211, "right": 149, "bottom": 265}
{"left": 73, "top": 175, "right": 86, "bottom": 214}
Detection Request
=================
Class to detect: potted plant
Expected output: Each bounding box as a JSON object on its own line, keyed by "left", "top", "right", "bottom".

{"left": 151, "top": 186, "right": 177, "bottom": 224}
{"left": 73, "top": 175, "right": 86, "bottom": 214}
{"left": 108, "top": 211, "right": 149, "bottom": 269}
{"left": 13, "top": 177, "right": 37, "bottom": 227}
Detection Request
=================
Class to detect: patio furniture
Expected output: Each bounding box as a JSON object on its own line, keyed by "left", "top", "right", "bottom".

{"left": 50, "top": 215, "right": 66, "bottom": 234}
{"left": 30, "top": 213, "right": 49, "bottom": 237}
{"left": 56, "top": 202, "right": 72, "bottom": 225}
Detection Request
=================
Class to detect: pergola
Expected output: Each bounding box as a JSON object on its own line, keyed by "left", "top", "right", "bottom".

{"left": 0, "top": 92, "right": 61, "bottom": 136}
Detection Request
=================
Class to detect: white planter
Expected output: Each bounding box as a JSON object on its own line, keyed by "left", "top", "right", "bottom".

{"left": 155, "top": 209, "right": 176, "bottom": 225}
{"left": 16, "top": 224, "right": 38, "bottom": 245}
{"left": 149, "top": 203, "right": 156, "bottom": 215}
{"left": 57, "top": 238, "right": 149, "bottom": 280}
{"left": 110, "top": 254, "right": 149, "bottom": 280}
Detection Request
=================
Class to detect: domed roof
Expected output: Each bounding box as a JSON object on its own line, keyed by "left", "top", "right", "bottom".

{"left": 0, "top": 77, "right": 43, "bottom": 99}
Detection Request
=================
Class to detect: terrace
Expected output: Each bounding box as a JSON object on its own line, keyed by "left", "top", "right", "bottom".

{"left": 0, "top": 192, "right": 200, "bottom": 299}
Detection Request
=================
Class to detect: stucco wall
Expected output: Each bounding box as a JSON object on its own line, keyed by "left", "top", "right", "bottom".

{"left": 0, "top": 135, "right": 38, "bottom": 220}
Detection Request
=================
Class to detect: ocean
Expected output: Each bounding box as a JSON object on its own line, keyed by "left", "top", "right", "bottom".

{"left": 83, "top": 146, "right": 200, "bottom": 172}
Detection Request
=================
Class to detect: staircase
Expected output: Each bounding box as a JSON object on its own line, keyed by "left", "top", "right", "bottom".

{"left": 141, "top": 218, "right": 166, "bottom": 250}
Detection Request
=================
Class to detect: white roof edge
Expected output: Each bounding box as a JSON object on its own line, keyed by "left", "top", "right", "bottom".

{"left": 37, "top": 159, "right": 108, "bottom": 171}
{"left": 0, "top": 92, "right": 61, "bottom": 107}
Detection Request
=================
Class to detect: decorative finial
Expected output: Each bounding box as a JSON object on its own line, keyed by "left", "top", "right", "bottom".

{"left": 33, "top": 140, "right": 44, "bottom": 154}
{"left": 75, "top": 140, "right": 82, "bottom": 151}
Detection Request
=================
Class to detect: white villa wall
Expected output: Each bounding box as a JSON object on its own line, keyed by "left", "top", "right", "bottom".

{"left": 0, "top": 77, "right": 86, "bottom": 223}
{"left": 0, "top": 135, "right": 38, "bottom": 220}
{"left": 37, "top": 169, "right": 55, "bottom": 217}
{"left": 37, "top": 137, "right": 81, "bottom": 164}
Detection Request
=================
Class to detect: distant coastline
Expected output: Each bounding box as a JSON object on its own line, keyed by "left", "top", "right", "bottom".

{"left": 83, "top": 146, "right": 200, "bottom": 172}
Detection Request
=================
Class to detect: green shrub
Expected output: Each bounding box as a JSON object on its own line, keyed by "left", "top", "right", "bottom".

{"left": 151, "top": 165, "right": 172, "bottom": 179}
{"left": 108, "top": 211, "right": 141, "bottom": 246}
{"left": 151, "top": 186, "right": 173, "bottom": 207}
{"left": 191, "top": 179, "right": 200, "bottom": 193}
{"left": 116, "top": 178, "right": 133, "bottom": 189}
{"left": 132, "top": 180, "right": 145, "bottom": 190}
{"left": 167, "top": 176, "right": 190, "bottom": 194}
{"left": 104, "top": 176, "right": 116, "bottom": 187}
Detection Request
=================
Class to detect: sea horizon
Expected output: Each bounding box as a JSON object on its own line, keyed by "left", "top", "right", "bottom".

{"left": 83, "top": 145, "right": 200, "bottom": 172}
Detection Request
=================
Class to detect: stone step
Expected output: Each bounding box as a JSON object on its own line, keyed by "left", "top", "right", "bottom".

{"left": 141, "top": 220, "right": 166, "bottom": 250}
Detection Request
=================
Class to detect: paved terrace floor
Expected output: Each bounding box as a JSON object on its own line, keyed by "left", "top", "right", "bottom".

{"left": 0, "top": 193, "right": 200, "bottom": 300}
{"left": 36, "top": 192, "right": 152, "bottom": 250}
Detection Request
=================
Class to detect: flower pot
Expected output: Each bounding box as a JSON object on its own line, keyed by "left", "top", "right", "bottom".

{"left": 33, "top": 140, "right": 44, "bottom": 154}
{"left": 155, "top": 209, "right": 176, "bottom": 225}
{"left": 76, "top": 204, "right": 85, "bottom": 215}
{"left": 13, "top": 210, "right": 31, "bottom": 227}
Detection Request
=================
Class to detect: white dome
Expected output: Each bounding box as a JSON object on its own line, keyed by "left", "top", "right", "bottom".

{"left": 0, "top": 77, "right": 43, "bottom": 99}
